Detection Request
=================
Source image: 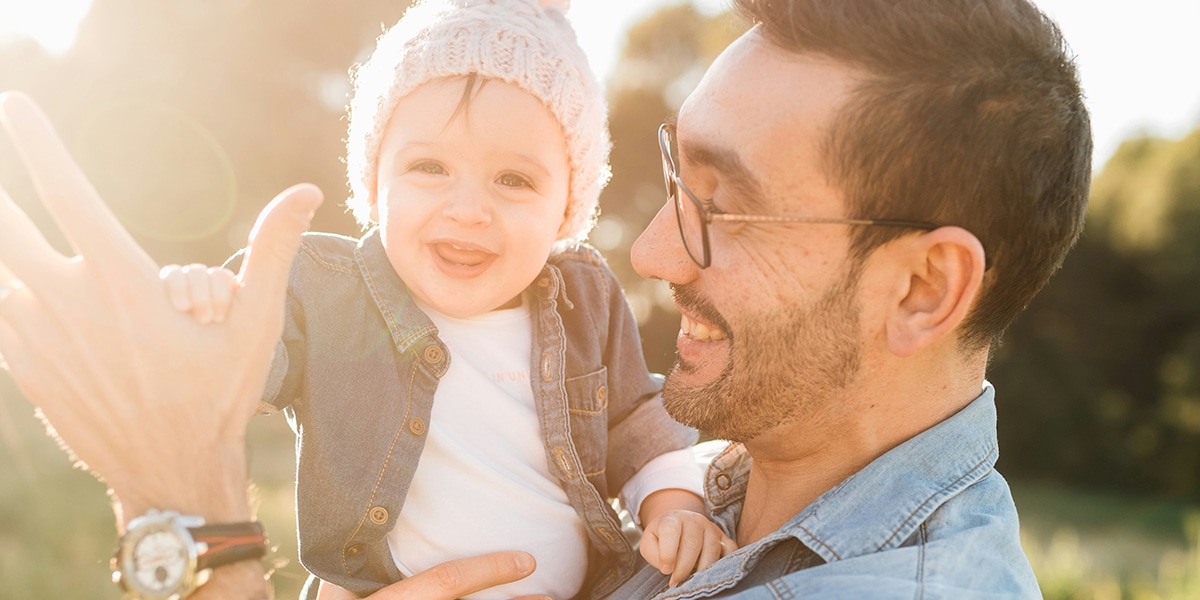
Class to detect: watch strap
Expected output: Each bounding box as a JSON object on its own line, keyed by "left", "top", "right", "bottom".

{"left": 191, "top": 521, "right": 268, "bottom": 571}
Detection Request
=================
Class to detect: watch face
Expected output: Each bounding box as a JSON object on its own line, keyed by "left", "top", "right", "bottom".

{"left": 131, "top": 530, "right": 188, "bottom": 593}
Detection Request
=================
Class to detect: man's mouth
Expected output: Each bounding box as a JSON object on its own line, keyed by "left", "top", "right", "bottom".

{"left": 681, "top": 313, "right": 727, "bottom": 341}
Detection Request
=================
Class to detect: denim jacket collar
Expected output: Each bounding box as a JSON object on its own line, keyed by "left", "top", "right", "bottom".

{"left": 353, "top": 228, "right": 574, "bottom": 375}
{"left": 708, "top": 385, "right": 999, "bottom": 564}
{"left": 353, "top": 229, "right": 440, "bottom": 358}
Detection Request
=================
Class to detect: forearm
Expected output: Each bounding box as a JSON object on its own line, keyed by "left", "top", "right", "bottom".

{"left": 111, "top": 442, "right": 267, "bottom": 600}
{"left": 639, "top": 488, "right": 706, "bottom": 526}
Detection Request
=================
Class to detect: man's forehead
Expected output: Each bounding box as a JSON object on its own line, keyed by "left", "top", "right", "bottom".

{"left": 676, "top": 29, "right": 859, "bottom": 211}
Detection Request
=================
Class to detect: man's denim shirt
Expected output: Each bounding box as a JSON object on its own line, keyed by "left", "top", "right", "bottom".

{"left": 246, "top": 230, "right": 697, "bottom": 598}
{"left": 607, "top": 386, "right": 1041, "bottom": 599}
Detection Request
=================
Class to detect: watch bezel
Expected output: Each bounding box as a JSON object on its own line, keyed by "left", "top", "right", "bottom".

{"left": 114, "top": 510, "right": 206, "bottom": 600}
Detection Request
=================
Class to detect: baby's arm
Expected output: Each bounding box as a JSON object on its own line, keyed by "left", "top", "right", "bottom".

{"left": 639, "top": 488, "right": 737, "bottom": 587}
{"left": 159, "top": 263, "right": 239, "bottom": 324}
{"left": 315, "top": 579, "right": 359, "bottom": 600}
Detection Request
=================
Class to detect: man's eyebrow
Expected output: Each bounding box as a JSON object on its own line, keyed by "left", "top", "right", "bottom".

{"left": 678, "top": 137, "right": 769, "bottom": 214}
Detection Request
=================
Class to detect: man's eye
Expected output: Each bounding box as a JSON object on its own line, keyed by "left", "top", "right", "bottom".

{"left": 497, "top": 172, "right": 533, "bottom": 189}
{"left": 409, "top": 161, "right": 447, "bottom": 176}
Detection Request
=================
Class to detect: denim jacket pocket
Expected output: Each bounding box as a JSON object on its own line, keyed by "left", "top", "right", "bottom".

{"left": 565, "top": 366, "right": 610, "bottom": 494}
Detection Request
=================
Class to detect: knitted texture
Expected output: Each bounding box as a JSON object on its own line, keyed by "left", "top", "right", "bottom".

{"left": 346, "top": 0, "right": 611, "bottom": 248}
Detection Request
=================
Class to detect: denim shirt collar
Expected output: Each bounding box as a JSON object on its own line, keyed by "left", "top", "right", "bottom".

{"left": 353, "top": 228, "right": 572, "bottom": 354}
{"left": 706, "top": 384, "right": 999, "bottom": 565}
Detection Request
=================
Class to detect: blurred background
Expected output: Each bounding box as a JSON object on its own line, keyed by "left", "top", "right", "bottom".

{"left": 1, "top": 0, "right": 1199, "bottom": 598}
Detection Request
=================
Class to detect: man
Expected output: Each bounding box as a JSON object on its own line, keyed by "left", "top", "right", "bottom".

{"left": 0, "top": 0, "right": 1088, "bottom": 598}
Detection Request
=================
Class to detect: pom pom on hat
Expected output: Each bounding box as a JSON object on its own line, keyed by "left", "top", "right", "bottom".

{"left": 346, "top": 0, "right": 610, "bottom": 249}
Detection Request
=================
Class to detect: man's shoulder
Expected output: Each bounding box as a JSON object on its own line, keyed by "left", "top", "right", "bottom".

{"left": 915, "top": 469, "right": 1041, "bottom": 597}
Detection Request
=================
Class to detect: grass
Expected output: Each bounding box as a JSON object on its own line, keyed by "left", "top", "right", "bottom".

{"left": 2, "top": 377, "right": 1199, "bottom": 599}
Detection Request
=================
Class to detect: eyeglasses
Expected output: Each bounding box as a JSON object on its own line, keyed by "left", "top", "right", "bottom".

{"left": 658, "top": 123, "right": 943, "bottom": 269}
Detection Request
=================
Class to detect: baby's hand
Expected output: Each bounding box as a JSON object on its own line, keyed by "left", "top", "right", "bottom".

{"left": 160, "top": 264, "right": 239, "bottom": 324}
{"left": 640, "top": 509, "right": 737, "bottom": 587}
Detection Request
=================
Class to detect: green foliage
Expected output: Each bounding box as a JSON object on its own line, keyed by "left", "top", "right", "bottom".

{"left": 990, "top": 127, "right": 1200, "bottom": 499}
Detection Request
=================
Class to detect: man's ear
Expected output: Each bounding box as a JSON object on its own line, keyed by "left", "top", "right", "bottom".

{"left": 884, "top": 227, "right": 986, "bottom": 357}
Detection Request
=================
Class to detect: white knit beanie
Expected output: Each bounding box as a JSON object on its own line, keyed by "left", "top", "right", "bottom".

{"left": 346, "top": 0, "right": 611, "bottom": 248}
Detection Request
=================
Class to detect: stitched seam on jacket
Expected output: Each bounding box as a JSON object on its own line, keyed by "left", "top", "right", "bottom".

{"left": 301, "top": 243, "right": 358, "bottom": 275}
{"left": 341, "top": 360, "right": 417, "bottom": 575}
{"left": 877, "top": 443, "right": 998, "bottom": 551}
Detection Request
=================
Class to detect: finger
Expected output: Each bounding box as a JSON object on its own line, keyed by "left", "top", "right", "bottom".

{"left": 208, "top": 267, "right": 237, "bottom": 323}
{"left": 670, "top": 525, "right": 704, "bottom": 587}
{"left": 0, "top": 314, "right": 20, "bottom": 372}
{"left": 656, "top": 515, "right": 682, "bottom": 574}
{"left": 639, "top": 527, "right": 662, "bottom": 570}
{"left": 0, "top": 92, "right": 152, "bottom": 277}
{"left": 159, "top": 266, "right": 192, "bottom": 313}
{"left": 720, "top": 536, "right": 738, "bottom": 556}
{"left": 238, "top": 184, "right": 321, "bottom": 311}
{"left": 694, "top": 528, "right": 726, "bottom": 572}
{"left": 365, "top": 551, "right": 536, "bottom": 599}
{"left": 182, "top": 264, "right": 213, "bottom": 324}
{"left": 0, "top": 184, "right": 69, "bottom": 289}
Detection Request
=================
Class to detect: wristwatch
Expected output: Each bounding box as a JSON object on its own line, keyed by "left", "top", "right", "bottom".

{"left": 112, "top": 510, "right": 268, "bottom": 600}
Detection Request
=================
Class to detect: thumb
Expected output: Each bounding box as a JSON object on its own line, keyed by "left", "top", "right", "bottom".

{"left": 238, "top": 183, "right": 322, "bottom": 305}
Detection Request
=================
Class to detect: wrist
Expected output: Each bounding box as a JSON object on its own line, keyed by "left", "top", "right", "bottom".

{"left": 111, "top": 439, "right": 252, "bottom": 531}
{"left": 639, "top": 488, "right": 706, "bottom": 526}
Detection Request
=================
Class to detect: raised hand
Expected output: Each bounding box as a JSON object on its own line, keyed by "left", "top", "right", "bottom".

{"left": 0, "top": 91, "right": 321, "bottom": 525}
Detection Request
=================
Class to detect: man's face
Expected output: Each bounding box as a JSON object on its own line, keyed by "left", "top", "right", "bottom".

{"left": 631, "top": 30, "right": 868, "bottom": 442}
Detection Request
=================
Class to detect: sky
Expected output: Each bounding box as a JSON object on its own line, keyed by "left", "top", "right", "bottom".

{"left": 1, "top": 0, "right": 1198, "bottom": 169}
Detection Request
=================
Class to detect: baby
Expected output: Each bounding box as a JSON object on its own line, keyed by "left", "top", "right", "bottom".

{"left": 161, "top": 0, "right": 734, "bottom": 598}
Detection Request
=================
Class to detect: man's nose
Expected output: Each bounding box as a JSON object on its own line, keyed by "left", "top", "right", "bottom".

{"left": 632, "top": 198, "right": 698, "bottom": 285}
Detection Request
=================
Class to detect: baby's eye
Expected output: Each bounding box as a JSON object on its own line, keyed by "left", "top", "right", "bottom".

{"left": 408, "top": 160, "right": 447, "bottom": 176}
{"left": 496, "top": 172, "right": 533, "bottom": 190}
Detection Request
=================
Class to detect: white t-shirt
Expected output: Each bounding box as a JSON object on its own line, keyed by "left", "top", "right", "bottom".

{"left": 387, "top": 296, "right": 701, "bottom": 599}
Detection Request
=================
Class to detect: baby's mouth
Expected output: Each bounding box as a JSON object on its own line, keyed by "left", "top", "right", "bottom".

{"left": 433, "top": 242, "right": 491, "bottom": 267}
{"left": 681, "top": 314, "right": 727, "bottom": 341}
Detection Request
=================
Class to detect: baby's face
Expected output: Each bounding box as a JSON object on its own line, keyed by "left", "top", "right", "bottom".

{"left": 373, "top": 77, "right": 571, "bottom": 318}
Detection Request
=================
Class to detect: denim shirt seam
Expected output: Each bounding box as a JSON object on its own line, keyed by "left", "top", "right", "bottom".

{"left": 300, "top": 241, "right": 360, "bottom": 276}
{"left": 339, "top": 359, "right": 419, "bottom": 576}
{"left": 875, "top": 442, "right": 999, "bottom": 552}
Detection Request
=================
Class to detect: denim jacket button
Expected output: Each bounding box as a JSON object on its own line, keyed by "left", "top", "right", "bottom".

{"left": 595, "top": 385, "right": 607, "bottom": 404}
{"left": 409, "top": 418, "right": 426, "bottom": 436}
{"left": 715, "top": 472, "right": 732, "bottom": 491}
{"left": 346, "top": 544, "right": 363, "bottom": 557}
{"left": 423, "top": 345, "right": 444, "bottom": 365}
{"left": 369, "top": 506, "right": 389, "bottom": 525}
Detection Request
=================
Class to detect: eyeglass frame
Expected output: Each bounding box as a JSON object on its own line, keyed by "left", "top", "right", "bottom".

{"left": 658, "top": 123, "right": 947, "bottom": 269}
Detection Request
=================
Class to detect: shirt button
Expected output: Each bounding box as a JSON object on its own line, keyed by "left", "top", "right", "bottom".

{"left": 409, "top": 417, "right": 426, "bottom": 436}
{"left": 369, "top": 506, "right": 389, "bottom": 525}
{"left": 595, "top": 385, "right": 607, "bottom": 405}
{"left": 715, "top": 472, "right": 732, "bottom": 491}
{"left": 423, "top": 345, "right": 444, "bottom": 365}
{"left": 537, "top": 276, "right": 549, "bottom": 288}
{"left": 346, "top": 544, "right": 363, "bottom": 557}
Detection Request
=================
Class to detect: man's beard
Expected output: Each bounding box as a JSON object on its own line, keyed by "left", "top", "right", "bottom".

{"left": 662, "top": 267, "right": 863, "bottom": 442}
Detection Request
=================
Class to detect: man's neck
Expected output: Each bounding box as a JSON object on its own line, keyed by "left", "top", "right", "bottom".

{"left": 734, "top": 359, "right": 987, "bottom": 547}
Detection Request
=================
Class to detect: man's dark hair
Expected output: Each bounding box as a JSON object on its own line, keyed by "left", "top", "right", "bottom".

{"left": 734, "top": 0, "right": 1093, "bottom": 351}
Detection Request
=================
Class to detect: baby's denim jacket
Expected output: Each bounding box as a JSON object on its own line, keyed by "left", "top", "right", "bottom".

{"left": 239, "top": 229, "right": 697, "bottom": 598}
